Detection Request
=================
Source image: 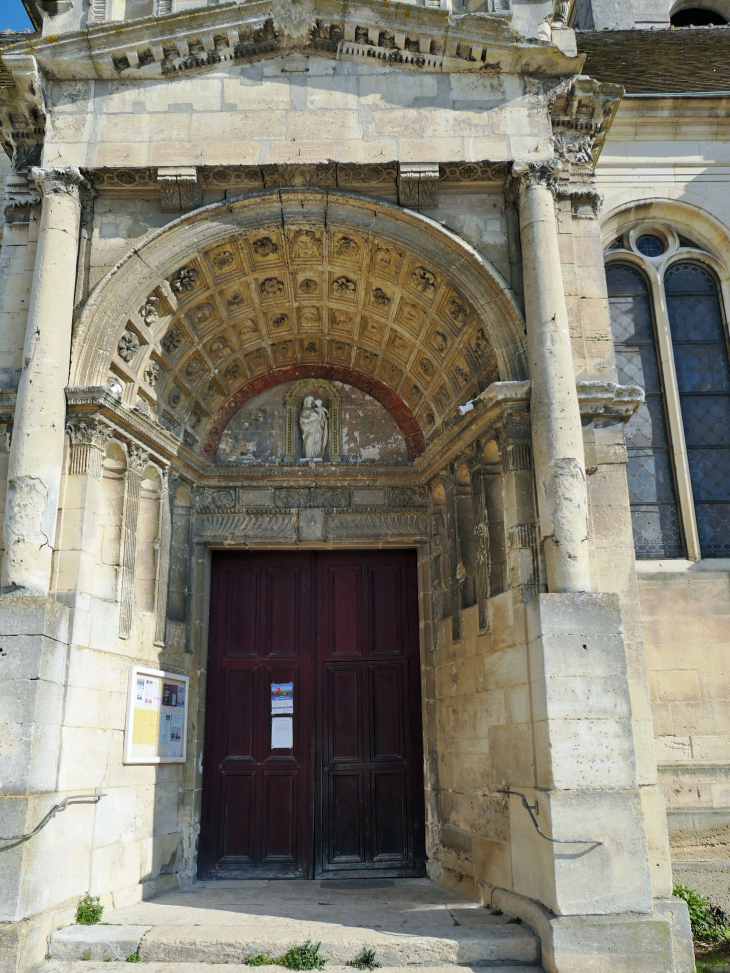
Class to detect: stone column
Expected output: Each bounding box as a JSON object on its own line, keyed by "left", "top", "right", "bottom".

{"left": 2, "top": 166, "right": 90, "bottom": 596}
{"left": 513, "top": 161, "right": 590, "bottom": 593}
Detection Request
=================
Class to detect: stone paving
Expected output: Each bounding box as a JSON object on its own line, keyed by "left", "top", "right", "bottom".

{"left": 46, "top": 879, "right": 541, "bottom": 968}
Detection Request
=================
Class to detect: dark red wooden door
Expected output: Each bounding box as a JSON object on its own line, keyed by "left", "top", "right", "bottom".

{"left": 316, "top": 551, "right": 425, "bottom": 877}
{"left": 199, "top": 549, "right": 424, "bottom": 880}
{"left": 199, "top": 551, "right": 315, "bottom": 878}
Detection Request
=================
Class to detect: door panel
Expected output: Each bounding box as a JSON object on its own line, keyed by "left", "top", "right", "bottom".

{"left": 328, "top": 667, "right": 363, "bottom": 763}
{"left": 200, "top": 549, "right": 424, "bottom": 880}
{"left": 199, "top": 552, "right": 314, "bottom": 879}
{"left": 317, "top": 551, "right": 424, "bottom": 878}
{"left": 330, "top": 772, "right": 364, "bottom": 861}
{"left": 371, "top": 665, "right": 405, "bottom": 760}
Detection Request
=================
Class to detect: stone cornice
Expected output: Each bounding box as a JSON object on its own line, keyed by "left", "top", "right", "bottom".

{"left": 0, "top": 0, "right": 582, "bottom": 86}
{"left": 87, "top": 160, "right": 514, "bottom": 198}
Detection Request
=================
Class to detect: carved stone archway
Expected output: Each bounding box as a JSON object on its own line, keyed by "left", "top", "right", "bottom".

{"left": 72, "top": 189, "right": 527, "bottom": 460}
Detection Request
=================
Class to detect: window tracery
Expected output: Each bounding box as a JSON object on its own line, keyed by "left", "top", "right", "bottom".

{"left": 605, "top": 222, "right": 730, "bottom": 559}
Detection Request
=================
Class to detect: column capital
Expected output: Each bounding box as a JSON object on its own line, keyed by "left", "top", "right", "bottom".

{"left": 66, "top": 418, "right": 114, "bottom": 479}
{"left": 511, "top": 161, "right": 562, "bottom": 196}
{"left": 30, "top": 165, "right": 93, "bottom": 201}
{"left": 127, "top": 442, "right": 150, "bottom": 475}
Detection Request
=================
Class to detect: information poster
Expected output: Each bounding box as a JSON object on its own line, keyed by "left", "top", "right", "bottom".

{"left": 271, "top": 682, "right": 294, "bottom": 714}
{"left": 124, "top": 665, "right": 189, "bottom": 764}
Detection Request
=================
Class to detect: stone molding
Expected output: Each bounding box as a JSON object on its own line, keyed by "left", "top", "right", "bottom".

{"left": 30, "top": 165, "right": 93, "bottom": 200}
{"left": 0, "top": 0, "right": 578, "bottom": 87}
{"left": 193, "top": 509, "right": 428, "bottom": 543}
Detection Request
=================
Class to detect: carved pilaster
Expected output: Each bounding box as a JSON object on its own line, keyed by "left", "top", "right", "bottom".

{"left": 119, "top": 444, "right": 148, "bottom": 639}
{"left": 154, "top": 468, "right": 172, "bottom": 646}
{"left": 508, "top": 522, "right": 544, "bottom": 603}
{"left": 66, "top": 418, "right": 114, "bottom": 479}
{"left": 501, "top": 440, "right": 533, "bottom": 473}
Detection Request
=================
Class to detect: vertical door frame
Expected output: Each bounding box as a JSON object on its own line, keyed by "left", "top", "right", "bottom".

{"left": 192, "top": 539, "right": 436, "bottom": 881}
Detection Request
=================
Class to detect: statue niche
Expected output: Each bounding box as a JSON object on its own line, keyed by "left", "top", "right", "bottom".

{"left": 284, "top": 380, "right": 341, "bottom": 464}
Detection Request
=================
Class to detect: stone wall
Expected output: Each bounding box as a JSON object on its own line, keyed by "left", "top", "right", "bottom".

{"left": 638, "top": 563, "right": 730, "bottom": 910}
{"left": 598, "top": 90, "right": 730, "bottom": 910}
{"left": 44, "top": 61, "right": 550, "bottom": 172}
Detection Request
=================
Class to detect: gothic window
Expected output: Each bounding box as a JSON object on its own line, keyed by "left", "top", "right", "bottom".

{"left": 606, "top": 224, "right": 730, "bottom": 560}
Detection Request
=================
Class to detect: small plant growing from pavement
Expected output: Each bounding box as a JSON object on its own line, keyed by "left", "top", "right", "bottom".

{"left": 76, "top": 894, "right": 103, "bottom": 925}
{"left": 346, "top": 947, "right": 380, "bottom": 970}
{"left": 247, "top": 955, "right": 274, "bottom": 966}
{"left": 126, "top": 953, "right": 141, "bottom": 963}
{"left": 674, "top": 884, "right": 730, "bottom": 943}
{"left": 491, "top": 908, "right": 503, "bottom": 916}
{"left": 279, "top": 941, "right": 326, "bottom": 970}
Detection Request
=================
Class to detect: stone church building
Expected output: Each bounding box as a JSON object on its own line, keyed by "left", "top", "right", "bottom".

{"left": 1, "top": 0, "right": 729, "bottom": 969}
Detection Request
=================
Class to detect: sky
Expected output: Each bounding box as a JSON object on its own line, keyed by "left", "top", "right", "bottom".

{"left": 1, "top": 0, "right": 34, "bottom": 32}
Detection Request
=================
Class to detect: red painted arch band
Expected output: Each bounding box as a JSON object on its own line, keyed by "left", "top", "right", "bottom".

{"left": 200, "top": 364, "right": 426, "bottom": 461}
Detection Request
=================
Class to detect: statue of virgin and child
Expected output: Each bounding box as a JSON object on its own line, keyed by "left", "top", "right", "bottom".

{"left": 299, "top": 394, "right": 330, "bottom": 460}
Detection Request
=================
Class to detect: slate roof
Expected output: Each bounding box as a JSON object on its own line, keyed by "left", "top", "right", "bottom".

{"left": 577, "top": 26, "right": 730, "bottom": 94}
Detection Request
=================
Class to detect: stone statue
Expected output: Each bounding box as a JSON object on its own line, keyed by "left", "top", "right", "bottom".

{"left": 299, "top": 394, "right": 329, "bottom": 459}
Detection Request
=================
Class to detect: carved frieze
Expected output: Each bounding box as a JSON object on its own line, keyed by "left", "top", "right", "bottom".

{"left": 325, "top": 512, "right": 428, "bottom": 539}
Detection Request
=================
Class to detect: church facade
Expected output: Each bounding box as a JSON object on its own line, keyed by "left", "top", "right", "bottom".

{"left": 1, "top": 0, "right": 728, "bottom": 970}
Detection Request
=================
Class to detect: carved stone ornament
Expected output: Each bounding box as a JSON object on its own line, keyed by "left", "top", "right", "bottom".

{"left": 398, "top": 163, "right": 439, "bottom": 211}
{"left": 412, "top": 266, "right": 437, "bottom": 296}
{"left": 171, "top": 266, "right": 198, "bottom": 293}
{"left": 551, "top": 132, "right": 594, "bottom": 167}
{"left": 162, "top": 328, "right": 184, "bottom": 353}
{"left": 511, "top": 160, "right": 562, "bottom": 195}
{"left": 66, "top": 418, "right": 114, "bottom": 479}
{"left": 144, "top": 360, "right": 161, "bottom": 387}
{"left": 30, "top": 165, "right": 93, "bottom": 200}
{"left": 117, "top": 330, "right": 141, "bottom": 363}
{"left": 139, "top": 295, "right": 160, "bottom": 325}
{"left": 127, "top": 443, "right": 150, "bottom": 474}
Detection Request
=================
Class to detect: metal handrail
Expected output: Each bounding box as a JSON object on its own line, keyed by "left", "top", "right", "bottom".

{"left": 0, "top": 790, "right": 106, "bottom": 845}
{"left": 499, "top": 788, "right": 603, "bottom": 846}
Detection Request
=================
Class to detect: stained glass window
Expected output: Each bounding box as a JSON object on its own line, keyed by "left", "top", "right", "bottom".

{"left": 665, "top": 263, "right": 730, "bottom": 556}
{"left": 607, "top": 263, "right": 684, "bottom": 557}
{"left": 636, "top": 235, "right": 665, "bottom": 258}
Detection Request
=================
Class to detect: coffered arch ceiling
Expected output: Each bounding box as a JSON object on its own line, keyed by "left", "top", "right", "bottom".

{"left": 72, "top": 190, "right": 526, "bottom": 461}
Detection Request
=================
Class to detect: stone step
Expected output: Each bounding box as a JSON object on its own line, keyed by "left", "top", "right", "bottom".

{"left": 48, "top": 923, "right": 541, "bottom": 967}
{"left": 43, "top": 965, "right": 543, "bottom": 973}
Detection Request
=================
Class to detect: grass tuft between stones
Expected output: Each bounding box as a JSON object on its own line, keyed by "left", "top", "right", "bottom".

{"left": 75, "top": 894, "right": 104, "bottom": 925}
{"left": 126, "top": 953, "right": 141, "bottom": 963}
{"left": 346, "top": 947, "right": 381, "bottom": 970}
{"left": 246, "top": 941, "right": 326, "bottom": 970}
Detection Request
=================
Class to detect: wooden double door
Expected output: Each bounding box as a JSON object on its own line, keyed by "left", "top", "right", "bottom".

{"left": 199, "top": 549, "right": 425, "bottom": 880}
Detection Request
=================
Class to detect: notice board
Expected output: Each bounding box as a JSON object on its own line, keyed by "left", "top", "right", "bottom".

{"left": 123, "top": 665, "right": 189, "bottom": 764}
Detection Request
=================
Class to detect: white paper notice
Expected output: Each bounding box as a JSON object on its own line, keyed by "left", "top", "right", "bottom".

{"left": 159, "top": 712, "right": 171, "bottom": 746}
{"left": 168, "top": 711, "right": 184, "bottom": 758}
{"left": 271, "top": 716, "right": 293, "bottom": 749}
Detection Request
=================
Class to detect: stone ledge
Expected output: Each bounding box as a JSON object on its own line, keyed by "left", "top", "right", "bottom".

{"left": 50, "top": 924, "right": 152, "bottom": 961}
